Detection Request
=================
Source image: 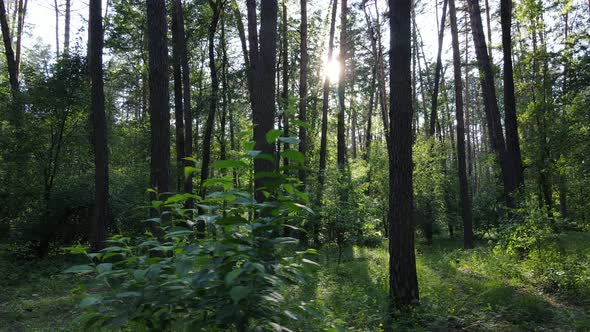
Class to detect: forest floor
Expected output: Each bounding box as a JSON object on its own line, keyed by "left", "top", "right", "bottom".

{"left": 1, "top": 232, "right": 589, "bottom": 331}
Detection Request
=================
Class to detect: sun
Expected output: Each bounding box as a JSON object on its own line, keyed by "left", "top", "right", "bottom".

{"left": 324, "top": 58, "right": 340, "bottom": 83}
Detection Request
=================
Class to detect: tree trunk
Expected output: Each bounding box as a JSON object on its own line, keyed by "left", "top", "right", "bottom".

{"left": 0, "top": 0, "right": 19, "bottom": 96}
{"left": 388, "top": 0, "right": 419, "bottom": 307}
{"left": 484, "top": 0, "right": 493, "bottom": 62}
{"left": 54, "top": 0, "right": 59, "bottom": 57}
{"left": 64, "top": 0, "right": 70, "bottom": 55}
{"left": 249, "top": 0, "right": 278, "bottom": 202}
{"left": 201, "top": 0, "right": 221, "bottom": 208}
{"left": 500, "top": 0, "right": 524, "bottom": 190}
{"left": 428, "top": 0, "right": 448, "bottom": 137}
{"left": 466, "top": 0, "right": 515, "bottom": 208}
{"left": 175, "top": 0, "right": 193, "bottom": 204}
{"left": 15, "top": 0, "right": 25, "bottom": 75}
{"left": 232, "top": 0, "right": 254, "bottom": 102}
{"left": 220, "top": 15, "right": 228, "bottom": 164}
{"left": 318, "top": 0, "right": 338, "bottom": 199}
{"left": 89, "top": 0, "right": 109, "bottom": 251}
{"left": 337, "top": 0, "right": 347, "bottom": 170}
{"left": 172, "top": 0, "right": 185, "bottom": 192}
{"left": 281, "top": 0, "right": 289, "bottom": 168}
{"left": 449, "top": 0, "right": 474, "bottom": 249}
{"left": 147, "top": 0, "right": 171, "bottom": 218}
{"left": 298, "top": 0, "right": 308, "bottom": 186}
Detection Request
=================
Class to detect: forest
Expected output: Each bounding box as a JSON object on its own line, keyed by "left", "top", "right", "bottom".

{"left": 1, "top": 0, "right": 589, "bottom": 330}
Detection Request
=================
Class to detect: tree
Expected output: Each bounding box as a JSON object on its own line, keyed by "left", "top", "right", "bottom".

{"left": 298, "top": 0, "right": 308, "bottom": 185}
{"left": 0, "top": 0, "right": 19, "bottom": 97}
{"left": 247, "top": 0, "right": 278, "bottom": 202}
{"left": 64, "top": 0, "right": 70, "bottom": 55}
{"left": 388, "top": 0, "right": 419, "bottom": 306}
{"left": 89, "top": 0, "right": 109, "bottom": 251}
{"left": 318, "top": 0, "right": 338, "bottom": 201}
{"left": 449, "top": 0, "right": 474, "bottom": 249}
{"left": 500, "top": 0, "right": 524, "bottom": 189}
{"left": 171, "top": 0, "right": 185, "bottom": 192}
{"left": 146, "top": 0, "right": 171, "bottom": 211}
{"left": 337, "top": 0, "right": 348, "bottom": 170}
{"left": 466, "top": 0, "right": 516, "bottom": 207}
{"left": 200, "top": 0, "right": 221, "bottom": 203}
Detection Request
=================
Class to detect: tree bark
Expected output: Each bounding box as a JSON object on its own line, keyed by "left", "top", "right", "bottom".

{"left": 64, "top": 0, "right": 70, "bottom": 55}
{"left": 388, "top": 0, "right": 419, "bottom": 307}
{"left": 428, "top": 0, "right": 448, "bottom": 137}
{"left": 54, "top": 0, "right": 59, "bottom": 57}
{"left": 249, "top": 0, "right": 278, "bottom": 202}
{"left": 232, "top": 0, "right": 254, "bottom": 102}
{"left": 449, "top": 0, "right": 474, "bottom": 249}
{"left": 298, "top": 0, "right": 308, "bottom": 185}
{"left": 201, "top": 0, "right": 221, "bottom": 202}
{"left": 147, "top": 0, "right": 171, "bottom": 213}
{"left": 500, "top": 0, "right": 524, "bottom": 189}
{"left": 280, "top": 0, "right": 289, "bottom": 168}
{"left": 15, "top": 0, "right": 25, "bottom": 74}
{"left": 337, "top": 0, "right": 347, "bottom": 170}
{"left": 0, "top": 0, "right": 19, "bottom": 96}
{"left": 171, "top": 0, "right": 185, "bottom": 192}
{"left": 466, "top": 0, "right": 515, "bottom": 207}
{"left": 89, "top": 0, "right": 109, "bottom": 251}
{"left": 318, "top": 0, "right": 338, "bottom": 198}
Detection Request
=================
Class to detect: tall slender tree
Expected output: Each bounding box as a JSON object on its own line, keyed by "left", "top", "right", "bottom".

{"left": 337, "top": 0, "right": 348, "bottom": 170}
{"left": 388, "top": 0, "right": 419, "bottom": 306}
{"left": 466, "top": 0, "right": 516, "bottom": 207}
{"left": 64, "top": 0, "right": 70, "bottom": 55}
{"left": 171, "top": 0, "right": 185, "bottom": 192}
{"left": 247, "top": 0, "right": 278, "bottom": 202}
{"left": 298, "top": 0, "right": 308, "bottom": 185}
{"left": 147, "top": 0, "right": 171, "bottom": 212}
{"left": 0, "top": 0, "right": 19, "bottom": 97}
{"left": 89, "top": 0, "right": 109, "bottom": 251}
{"left": 500, "top": 0, "right": 524, "bottom": 189}
{"left": 449, "top": 0, "right": 474, "bottom": 249}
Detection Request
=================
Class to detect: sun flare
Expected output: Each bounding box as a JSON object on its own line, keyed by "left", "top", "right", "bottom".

{"left": 324, "top": 58, "right": 340, "bottom": 83}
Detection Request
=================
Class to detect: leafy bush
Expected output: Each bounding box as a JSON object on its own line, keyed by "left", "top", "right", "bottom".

{"left": 66, "top": 145, "right": 319, "bottom": 330}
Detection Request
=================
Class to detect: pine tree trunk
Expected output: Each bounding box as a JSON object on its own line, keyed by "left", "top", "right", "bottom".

{"left": 281, "top": 1, "right": 289, "bottom": 168}
{"left": 171, "top": 0, "right": 185, "bottom": 192}
{"left": 298, "top": 0, "right": 308, "bottom": 186}
{"left": 500, "top": 0, "right": 524, "bottom": 189}
{"left": 147, "top": 0, "right": 171, "bottom": 219}
{"left": 15, "top": 0, "right": 25, "bottom": 74}
{"left": 0, "top": 0, "right": 19, "bottom": 96}
{"left": 337, "top": 0, "right": 347, "bottom": 170}
{"left": 428, "top": 0, "right": 448, "bottom": 137}
{"left": 54, "top": 0, "right": 59, "bottom": 57}
{"left": 64, "top": 0, "right": 70, "bottom": 55}
{"left": 89, "top": 0, "right": 108, "bottom": 251}
{"left": 388, "top": 0, "right": 419, "bottom": 307}
{"left": 466, "top": 0, "right": 515, "bottom": 207}
{"left": 449, "top": 0, "right": 474, "bottom": 249}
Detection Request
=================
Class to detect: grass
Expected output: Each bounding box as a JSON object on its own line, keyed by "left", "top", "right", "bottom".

{"left": 2, "top": 233, "right": 590, "bottom": 331}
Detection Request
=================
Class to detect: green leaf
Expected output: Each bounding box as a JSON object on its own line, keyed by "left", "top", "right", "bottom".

{"left": 278, "top": 137, "right": 300, "bottom": 145}
{"left": 212, "top": 160, "right": 248, "bottom": 169}
{"left": 96, "top": 263, "right": 113, "bottom": 274}
{"left": 79, "top": 296, "right": 101, "bottom": 308}
{"left": 292, "top": 119, "right": 311, "bottom": 129}
{"left": 63, "top": 265, "right": 94, "bottom": 274}
{"left": 281, "top": 149, "right": 304, "bottom": 163}
{"left": 273, "top": 237, "right": 299, "bottom": 245}
{"left": 225, "top": 268, "right": 244, "bottom": 285}
{"left": 184, "top": 166, "right": 197, "bottom": 178}
{"left": 164, "top": 230, "right": 194, "bottom": 239}
{"left": 246, "top": 150, "right": 261, "bottom": 158}
{"left": 216, "top": 216, "right": 248, "bottom": 225}
{"left": 230, "top": 285, "right": 251, "bottom": 303}
{"left": 265, "top": 129, "right": 283, "bottom": 144}
{"left": 283, "top": 183, "right": 295, "bottom": 194}
{"left": 302, "top": 258, "right": 320, "bottom": 266}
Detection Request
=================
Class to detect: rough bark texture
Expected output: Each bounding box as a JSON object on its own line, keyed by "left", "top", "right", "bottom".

{"left": 248, "top": 0, "right": 278, "bottom": 202}
{"left": 15, "top": 0, "right": 25, "bottom": 73}
{"left": 449, "top": 0, "right": 474, "bottom": 249}
{"left": 388, "top": 0, "right": 419, "bottom": 307}
{"left": 281, "top": 1, "right": 289, "bottom": 168}
{"left": 232, "top": 0, "right": 254, "bottom": 102}
{"left": 466, "top": 0, "right": 515, "bottom": 207}
{"left": 0, "top": 0, "right": 19, "bottom": 96}
{"left": 147, "top": 0, "right": 171, "bottom": 207}
{"left": 89, "top": 0, "right": 109, "bottom": 251}
{"left": 337, "top": 0, "right": 347, "bottom": 170}
{"left": 429, "top": 0, "right": 448, "bottom": 137}
{"left": 64, "top": 0, "right": 70, "bottom": 55}
{"left": 176, "top": 0, "right": 193, "bottom": 204}
{"left": 298, "top": 0, "right": 308, "bottom": 185}
{"left": 317, "top": 0, "right": 338, "bottom": 197}
{"left": 500, "top": 0, "right": 524, "bottom": 189}
{"left": 172, "top": 0, "right": 185, "bottom": 192}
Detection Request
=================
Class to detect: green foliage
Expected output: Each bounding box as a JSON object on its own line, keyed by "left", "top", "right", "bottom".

{"left": 66, "top": 151, "right": 318, "bottom": 330}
